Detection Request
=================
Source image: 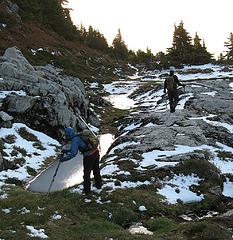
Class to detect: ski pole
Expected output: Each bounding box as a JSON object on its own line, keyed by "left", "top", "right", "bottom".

{"left": 183, "top": 85, "right": 187, "bottom": 109}
{"left": 163, "top": 93, "right": 168, "bottom": 109}
{"left": 78, "top": 115, "right": 97, "bottom": 138}
{"left": 48, "top": 159, "right": 61, "bottom": 193}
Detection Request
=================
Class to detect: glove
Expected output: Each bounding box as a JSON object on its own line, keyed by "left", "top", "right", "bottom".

{"left": 58, "top": 156, "right": 65, "bottom": 162}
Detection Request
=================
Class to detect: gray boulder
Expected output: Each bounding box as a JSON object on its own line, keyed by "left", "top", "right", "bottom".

{"left": 3, "top": 47, "right": 36, "bottom": 74}
{"left": 0, "top": 47, "right": 99, "bottom": 137}
{"left": 3, "top": 95, "right": 37, "bottom": 113}
{"left": 0, "top": 111, "right": 13, "bottom": 121}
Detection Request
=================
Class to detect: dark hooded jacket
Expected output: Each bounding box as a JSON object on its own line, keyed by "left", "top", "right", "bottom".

{"left": 164, "top": 71, "right": 184, "bottom": 93}
{"left": 60, "top": 127, "right": 93, "bottom": 162}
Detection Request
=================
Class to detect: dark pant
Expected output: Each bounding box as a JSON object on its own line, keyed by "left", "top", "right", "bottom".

{"left": 168, "top": 90, "right": 179, "bottom": 113}
{"left": 83, "top": 150, "right": 102, "bottom": 194}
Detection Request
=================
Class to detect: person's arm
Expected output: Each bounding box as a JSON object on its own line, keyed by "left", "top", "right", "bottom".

{"left": 174, "top": 75, "right": 184, "bottom": 87}
{"left": 60, "top": 138, "right": 79, "bottom": 162}
{"left": 61, "top": 148, "right": 69, "bottom": 154}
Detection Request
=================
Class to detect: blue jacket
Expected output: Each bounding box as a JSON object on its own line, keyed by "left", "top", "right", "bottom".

{"left": 60, "top": 127, "right": 94, "bottom": 162}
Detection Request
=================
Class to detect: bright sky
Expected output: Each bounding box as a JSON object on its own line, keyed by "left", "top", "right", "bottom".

{"left": 67, "top": 0, "right": 232, "bottom": 57}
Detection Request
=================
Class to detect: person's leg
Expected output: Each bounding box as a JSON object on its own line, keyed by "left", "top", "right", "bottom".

{"left": 168, "top": 91, "right": 175, "bottom": 113}
{"left": 92, "top": 151, "right": 102, "bottom": 189}
{"left": 83, "top": 156, "right": 93, "bottom": 194}
{"left": 173, "top": 91, "right": 179, "bottom": 111}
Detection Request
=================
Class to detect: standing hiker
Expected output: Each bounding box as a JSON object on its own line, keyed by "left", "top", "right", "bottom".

{"left": 59, "top": 127, "right": 102, "bottom": 195}
{"left": 164, "top": 67, "right": 185, "bottom": 113}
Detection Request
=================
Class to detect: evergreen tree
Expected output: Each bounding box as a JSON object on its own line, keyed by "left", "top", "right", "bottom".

{"left": 192, "top": 33, "right": 212, "bottom": 64}
{"left": 40, "top": 0, "right": 77, "bottom": 40}
{"left": 167, "top": 21, "right": 193, "bottom": 65}
{"left": 112, "top": 29, "right": 128, "bottom": 61}
{"left": 224, "top": 32, "right": 233, "bottom": 62}
{"left": 85, "top": 26, "right": 109, "bottom": 52}
{"left": 154, "top": 51, "right": 169, "bottom": 70}
{"left": 14, "top": 0, "right": 42, "bottom": 21}
{"left": 193, "top": 32, "right": 202, "bottom": 49}
{"left": 128, "top": 50, "right": 137, "bottom": 63}
{"left": 135, "top": 47, "right": 154, "bottom": 68}
{"left": 79, "top": 23, "right": 87, "bottom": 42}
{"left": 15, "top": 0, "right": 77, "bottom": 40}
{"left": 217, "top": 53, "right": 225, "bottom": 63}
{"left": 200, "top": 39, "right": 212, "bottom": 63}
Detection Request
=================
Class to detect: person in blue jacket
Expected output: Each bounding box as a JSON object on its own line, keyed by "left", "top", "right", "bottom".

{"left": 59, "top": 127, "right": 102, "bottom": 195}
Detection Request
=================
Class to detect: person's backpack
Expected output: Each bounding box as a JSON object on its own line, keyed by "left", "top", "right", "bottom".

{"left": 166, "top": 76, "right": 177, "bottom": 91}
{"left": 79, "top": 129, "right": 99, "bottom": 152}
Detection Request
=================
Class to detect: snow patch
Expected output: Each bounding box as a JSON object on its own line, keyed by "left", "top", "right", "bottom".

{"left": 223, "top": 178, "right": 233, "bottom": 198}
{"left": 109, "top": 141, "right": 140, "bottom": 155}
{"left": 200, "top": 91, "right": 217, "bottom": 96}
{"left": 26, "top": 226, "right": 48, "bottom": 239}
{"left": 2, "top": 208, "right": 11, "bottom": 214}
{"left": 129, "top": 223, "right": 153, "bottom": 235}
{"left": 52, "top": 212, "right": 62, "bottom": 220}
{"left": 139, "top": 144, "right": 212, "bottom": 169}
{"left": 139, "top": 206, "right": 147, "bottom": 212}
{"left": 0, "top": 123, "right": 60, "bottom": 194}
{"left": 157, "top": 174, "right": 204, "bottom": 204}
{"left": 0, "top": 90, "right": 27, "bottom": 99}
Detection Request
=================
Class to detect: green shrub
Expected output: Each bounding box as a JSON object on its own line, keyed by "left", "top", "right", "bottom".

{"left": 13, "top": 146, "right": 28, "bottom": 157}
{"left": 18, "top": 127, "right": 39, "bottom": 142}
{"left": 5, "top": 178, "right": 23, "bottom": 186}
{"left": 4, "top": 135, "right": 16, "bottom": 144}
{"left": 0, "top": 8, "right": 18, "bottom": 27}
{"left": 112, "top": 206, "right": 138, "bottom": 227}
{"left": 184, "top": 222, "right": 231, "bottom": 240}
{"left": 76, "top": 220, "right": 122, "bottom": 234}
{"left": 13, "top": 157, "right": 26, "bottom": 166}
{"left": 217, "top": 151, "right": 233, "bottom": 160}
{"left": 145, "top": 217, "right": 178, "bottom": 233}
{"left": 26, "top": 166, "right": 37, "bottom": 176}
{"left": 174, "top": 158, "right": 222, "bottom": 185}
{"left": 33, "top": 142, "right": 46, "bottom": 151}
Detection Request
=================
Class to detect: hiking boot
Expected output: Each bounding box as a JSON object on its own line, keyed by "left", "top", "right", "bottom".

{"left": 170, "top": 107, "right": 175, "bottom": 113}
{"left": 82, "top": 190, "right": 91, "bottom": 196}
{"left": 94, "top": 184, "right": 102, "bottom": 189}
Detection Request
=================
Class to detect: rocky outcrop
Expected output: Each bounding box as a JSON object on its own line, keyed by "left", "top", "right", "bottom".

{"left": 0, "top": 110, "right": 13, "bottom": 128}
{"left": 0, "top": 111, "right": 13, "bottom": 121}
{"left": 0, "top": 47, "right": 99, "bottom": 137}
